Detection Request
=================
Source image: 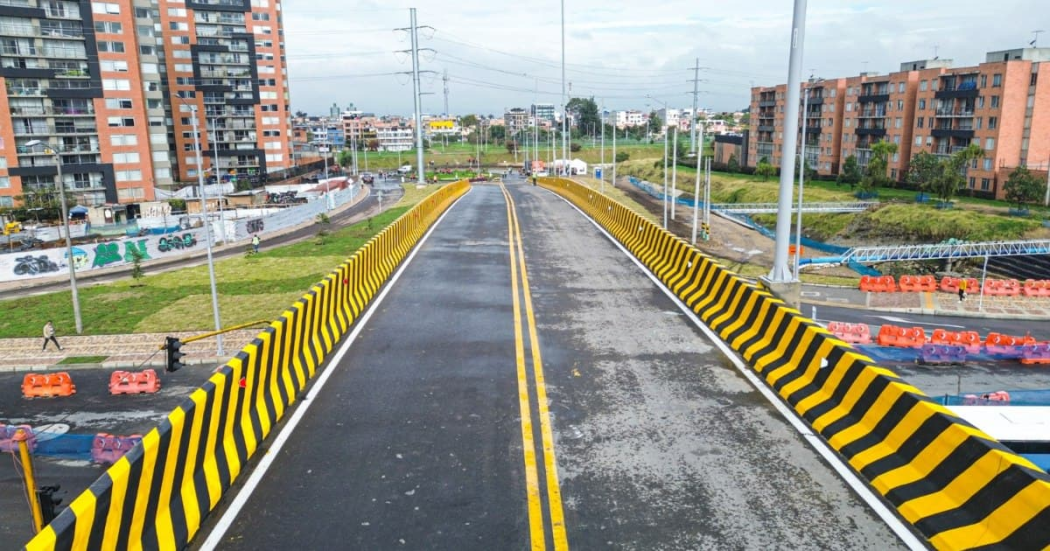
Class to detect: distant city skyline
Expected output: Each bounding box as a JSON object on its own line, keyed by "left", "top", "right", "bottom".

{"left": 284, "top": 1, "right": 1046, "bottom": 116}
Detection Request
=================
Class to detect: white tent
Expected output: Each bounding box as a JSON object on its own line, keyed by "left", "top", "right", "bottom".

{"left": 552, "top": 158, "right": 588, "bottom": 176}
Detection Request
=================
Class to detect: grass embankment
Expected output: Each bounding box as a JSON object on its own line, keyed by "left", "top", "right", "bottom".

{"left": 617, "top": 159, "right": 1050, "bottom": 243}
{"left": 358, "top": 143, "right": 667, "bottom": 170}
{"left": 0, "top": 184, "right": 444, "bottom": 338}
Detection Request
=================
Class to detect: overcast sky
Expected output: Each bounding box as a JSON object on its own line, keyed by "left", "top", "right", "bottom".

{"left": 283, "top": 1, "right": 1046, "bottom": 117}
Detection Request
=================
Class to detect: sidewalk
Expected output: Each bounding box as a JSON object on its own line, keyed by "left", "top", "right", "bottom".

{"left": 0, "top": 329, "right": 260, "bottom": 372}
{"left": 802, "top": 284, "right": 1050, "bottom": 320}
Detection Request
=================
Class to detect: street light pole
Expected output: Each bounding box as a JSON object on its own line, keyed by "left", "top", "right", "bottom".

{"left": 561, "top": 0, "right": 567, "bottom": 172}
{"left": 190, "top": 106, "right": 224, "bottom": 356}
{"left": 26, "top": 141, "right": 82, "bottom": 334}
{"left": 600, "top": 102, "right": 605, "bottom": 194}
{"left": 795, "top": 83, "right": 809, "bottom": 278}
{"left": 671, "top": 126, "right": 678, "bottom": 220}
{"left": 209, "top": 118, "right": 228, "bottom": 244}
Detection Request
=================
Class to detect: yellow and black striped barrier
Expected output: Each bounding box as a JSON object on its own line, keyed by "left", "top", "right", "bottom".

{"left": 539, "top": 177, "right": 1050, "bottom": 550}
{"left": 25, "top": 181, "right": 470, "bottom": 551}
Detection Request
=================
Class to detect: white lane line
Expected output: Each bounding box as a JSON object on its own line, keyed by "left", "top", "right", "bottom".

{"left": 200, "top": 189, "right": 472, "bottom": 550}
{"left": 550, "top": 192, "right": 927, "bottom": 551}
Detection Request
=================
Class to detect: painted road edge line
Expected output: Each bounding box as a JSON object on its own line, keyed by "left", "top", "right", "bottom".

{"left": 550, "top": 191, "right": 927, "bottom": 551}
{"left": 199, "top": 188, "right": 473, "bottom": 550}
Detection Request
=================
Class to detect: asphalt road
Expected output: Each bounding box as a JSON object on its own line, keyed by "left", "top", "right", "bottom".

{"left": 0, "top": 179, "right": 402, "bottom": 301}
{"left": 200, "top": 181, "right": 904, "bottom": 549}
{"left": 0, "top": 364, "right": 220, "bottom": 544}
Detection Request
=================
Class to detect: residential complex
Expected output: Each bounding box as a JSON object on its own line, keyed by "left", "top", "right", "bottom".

{"left": 530, "top": 103, "right": 554, "bottom": 123}
{"left": 748, "top": 48, "right": 1050, "bottom": 199}
{"left": 0, "top": 0, "right": 292, "bottom": 210}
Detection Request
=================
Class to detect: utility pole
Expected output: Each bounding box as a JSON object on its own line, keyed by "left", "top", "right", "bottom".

{"left": 600, "top": 101, "right": 605, "bottom": 193}
{"left": 209, "top": 118, "right": 227, "bottom": 244}
{"left": 689, "top": 58, "right": 701, "bottom": 156}
{"left": 190, "top": 106, "right": 224, "bottom": 356}
{"left": 612, "top": 121, "right": 617, "bottom": 187}
{"left": 442, "top": 68, "right": 450, "bottom": 117}
{"left": 395, "top": 9, "right": 434, "bottom": 184}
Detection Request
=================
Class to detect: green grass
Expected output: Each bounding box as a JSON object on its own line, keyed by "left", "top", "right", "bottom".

{"left": 57, "top": 356, "right": 108, "bottom": 364}
{"left": 0, "top": 184, "right": 444, "bottom": 339}
{"left": 349, "top": 143, "right": 668, "bottom": 171}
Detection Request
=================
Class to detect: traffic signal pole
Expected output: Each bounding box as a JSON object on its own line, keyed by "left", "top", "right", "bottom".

{"left": 162, "top": 319, "right": 272, "bottom": 371}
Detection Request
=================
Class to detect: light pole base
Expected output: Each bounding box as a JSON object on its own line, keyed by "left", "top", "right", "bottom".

{"left": 759, "top": 277, "right": 802, "bottom": 310}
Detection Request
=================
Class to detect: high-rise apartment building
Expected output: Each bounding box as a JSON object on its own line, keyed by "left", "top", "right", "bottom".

{"left": 531, "top": 103, "right": 554, "bottom": 123}
{"left": 748, "top": 48, "right": 1050, "bottom": 199}
{"left": 158, "top": 0, "right": 292, "bottom": 187}
{"left": 0, "top": 0, "right": 292, "bottom": 210}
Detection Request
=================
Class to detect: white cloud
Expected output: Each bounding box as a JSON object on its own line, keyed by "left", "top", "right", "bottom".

{"left": 282, "top": 0, "right": 1048, "bottom": 116}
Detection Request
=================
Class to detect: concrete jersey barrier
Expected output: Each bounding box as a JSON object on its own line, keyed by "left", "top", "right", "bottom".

{"left": 538, "top": 177, "right": 1050, "bottom": 550}
{"left": 24, "top": 181, "right": 470, "bottom": 551}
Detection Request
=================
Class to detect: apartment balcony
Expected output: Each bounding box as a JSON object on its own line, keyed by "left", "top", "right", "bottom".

{"left": 931, "top": 128, "right": 974, "bottom": 139}
{"left": 858, "top": 93, "right": 890, "bottom": 103}
{"left": 855, "top": 127, "right": 887, "bottom": 137}
{"left": 935, "top": 82, "right": 978, "bottom": 99}
{"left": 43, "top": 6, "right": 81, "bottom": 19}
{"left": 858, "top": 109, "right": 886, "bottom": 118}
{"left": 758, "top": 100, "right": 776, "bottom": 107}
{"left": 758, "top": 125, "right": 774, "bottom": 132}
{"left": 0, "top": 23, "right": 37, "bottom": 37}
{"left": 935, "top": 109, "right": 974, "bottom": 118}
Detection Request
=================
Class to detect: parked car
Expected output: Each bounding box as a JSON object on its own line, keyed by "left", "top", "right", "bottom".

{"left": 397, "top": 164, "right": 412, "bottom": 175}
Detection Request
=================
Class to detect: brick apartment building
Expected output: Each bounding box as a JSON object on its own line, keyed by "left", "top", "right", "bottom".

{"left": 748, "top": 48, "right": 1050, "bottom": 199}
{"left": 0, "top": 0, "right": 292, "bottom": 210}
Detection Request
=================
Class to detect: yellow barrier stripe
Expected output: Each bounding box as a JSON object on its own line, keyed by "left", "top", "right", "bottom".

{"left": 154, "top": 407, "right": 187, "bottom": 547}
{"left": 101, "top": 458, "right": 131, "bottom": 550}
{"left": 508, "top": 185, "right": 570, "bottom": 550}
{"left": 179, "top": 388, "right": 209, "bottom": 539}
{"left": 930, "top": 480, "right": 1050, "bottom": 549}
{"left": 503, "top": 184, "right": 547, "bottom": 550}
{"left": 68, "top": 488, "right": 97, "bottom": 551}
{"left": 128, "top": 430, "right": 161, "bottom": 545}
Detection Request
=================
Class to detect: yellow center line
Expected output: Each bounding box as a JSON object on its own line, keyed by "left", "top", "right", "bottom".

{"left": 503, "top": 184, "right": 547, "bottom": 551}
{"left": 505, "top": 185, "right": 570, "bottom": 550}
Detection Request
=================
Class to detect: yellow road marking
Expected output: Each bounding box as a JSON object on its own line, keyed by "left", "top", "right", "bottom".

{"left": 924, "top": 291, "right": 935, "bottom": 311}
{"left": 505, "top": 184, "right": 570, "bottom": 550}
{"left": 504, "top": 185, "right": 547, "bottom": 550}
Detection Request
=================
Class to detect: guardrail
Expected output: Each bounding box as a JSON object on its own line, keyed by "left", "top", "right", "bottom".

{"left": 25, "top": 180, "right": 471, "bottom": 550}
{"left": 539, "top": 177, "right": 1050, "bottom": 550}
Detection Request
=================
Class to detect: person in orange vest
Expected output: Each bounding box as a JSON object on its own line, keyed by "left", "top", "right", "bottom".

{"left": 958, "top": 279, "right": 967, "bottom": 302}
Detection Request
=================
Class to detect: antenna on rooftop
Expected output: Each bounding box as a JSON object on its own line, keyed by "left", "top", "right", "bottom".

{"left": 1031, "top": 30, "right": 1044, "bottom": 48}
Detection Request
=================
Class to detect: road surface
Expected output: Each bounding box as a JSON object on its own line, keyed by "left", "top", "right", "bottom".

{"left": 198, "top": 181, "right": 905, "bottom": 549}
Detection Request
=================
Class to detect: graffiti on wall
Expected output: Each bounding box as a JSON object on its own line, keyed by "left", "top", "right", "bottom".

{"left": 0, "top": 228, "right": 206, "bottom": 283}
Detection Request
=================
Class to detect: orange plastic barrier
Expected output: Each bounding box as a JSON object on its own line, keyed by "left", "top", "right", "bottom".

{"left": 827, "top": 321, "right": 873, "bottom": 345}
{"left": 898, "top": 275, "right": 937, "bottom": 293}
{"left": 789, "top": 244, "right": 805, "bottom": 256}
{"left": 1022, "top": 280, "right": 1050, "bottom": 297}
{"left": 876, "top": 325, "right": 926, "bottom": 348}
{"left": 859, "top": 275, "right": 897, "bottom": 292}
{"left": 109, "top": 369, "right": 161, "bottom": 395}
{"left": 985, "top": 332, "right": 1037, "bottom": 347}
{"left": 939, "top": 276, "right": 980, "bottom": 294}
{"left": 91, "top": 433, "right": 143, "bottom": 464}
{"left": 21, "top": 372, "right": 76, "bottom": 399}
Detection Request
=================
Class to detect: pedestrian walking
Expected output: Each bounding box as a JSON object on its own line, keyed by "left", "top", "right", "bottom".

{"left": 42, "top": 320, "right": 62, "bottom": 351}
{"left": 252, "top": 234, "right": 260, "bottom": 253}
{"left": 958, "top": 279, "right": 968, "bottom": 302}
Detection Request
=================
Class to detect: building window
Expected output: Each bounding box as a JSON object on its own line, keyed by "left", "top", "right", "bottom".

{"left": 105, "top": 98, "right": 133, "bottom": 109}
{"left": 107, "top": 116, "right": 135, "bottom": 127}
{"left": 112, "top": 152, "right": 140, "bottom": 164}
{"left": 989, "top": 116, "right": 998, "bottom": 129}
{"left": 917, "top": 117, "right": 924, "bottom": 128}
{"left": 155, "top": 168, "right": 171, "bottom": 179}
{"left": 100, "top": 60, "right": 129, "bottom": 72}
{"left": 895, "top": 118, "right": 902, "bottom": 128}
{"left": 991, "top": 96, "right": 1000, "bottom": 108}
{"left": 969, "top": 177, "right": 976, "bottom": 188}
{"left": 0, "top": 196, "right": 12, "bottom": 208}
{"left": 898, "top": 82, "right": 905, "bottom": 93}
{"left": 981, "top": 178, "right": 991, "bottom": 190}
{"left": 915, "top": 136, "right": 922, "bottom": 146}
{"left": 111, "top": 134, "right": 138, "bottom": 146}
{"left": 0, "top": 176, "right": 9, "bottom": 189}
{"left": 992, "top": 74, "right": 1002, "bottom": 87}
{"left": 139, "top": 45, "right": 155, "bottom": 56}
{"left": 1032, "top": 73, "right": 1039, "bottom": 86}
{"left": 918, "top": 99, "right": 926, "bottom": 110}
{"left": 985, "top": 137, "right": 995, "bottom": 150}
{"left": 891, "top": 168, "right": 898, "bottom": 179}
{"left": 897, "top": 100, "right": 904, "bottom": 110}
{"left": 983, "top": 158, "right": 992, "bottom": 170}
{"left": 980, "top": 75, "right": 987, "bottom": 88}
{"left": 892, "top": 153, "right": 899, "bottom": 162}
{"left": 893, "top": 135, "right": 900, "bottom": 144}
{"left": 94, "top": 21, "right": 122, "bottom": 34}
{"left": 92, "top": 2, "right": 121, "bottom": 14}
{"left": 97, "top": 41, "right": 125, "bottom": 53}
{"left": 920, "top": 80, "right": 928, "bottom": 91}
{"left": 115, "top": 170, "right": 143, "bottom": 182}
{"left": 102, "top": 79, "right": 131, "bottom": 91}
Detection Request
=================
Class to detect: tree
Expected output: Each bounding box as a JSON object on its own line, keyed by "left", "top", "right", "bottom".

{"left": 739, "top": 113, "right": 751, "bottom": 126}
{"left": 859, "top": 140, "right": 898, "bottom": 193}
{"left": 129, "top": 247, "right": 145, "bottom": 286}
{"left": 928, "top": 144, "right": 983, "bottom": 203}
{"left": 460, "top": 114, "right": 478, "bottom": 130}
{"left": 566, "top": 97, "right": 600, "bottom": 134}
{"left": 647, "top": 111, "right": 663, "bottom": 134}
{"left": 506, "top": 140, "right": 518, "bottom": 154}
{"left": 838, "top": 155, "right": 862, "bottom": 188}
{"left": 906, "top": 151, "right": 941, "bottom": 192}
{"left": 755, "top": 156, "right": 775, "bottom": 180}
{"left": 727, "top": 153, "right": 739, "bottom": 173}
{"left": 336, "top": 149, "right": 353, "bottom": 168}
{"left": 294, "top": 110, "right": 307, "bottom": 119}
{"left": 488, "top": 124, "right": 506, "bottom": 142}
{"left": 615, "top": 151, "right": 630, "bottom": 163}
{"left": 1003, "top": 165, "right": 1043, "bottom": 211}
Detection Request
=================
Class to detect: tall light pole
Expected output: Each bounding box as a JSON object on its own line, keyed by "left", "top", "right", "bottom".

{"left": 25, "top": 140, "right": 82, "bottom": 334}
{"left": 600, "top": 102, "right": 605, "bottom": 193}
{"left": 561, "top": 0, "right": 568, "bottom": 173}
{"left": 409, "top": 8, "right": 425, "bottom": 184}
{"left": 796, "top": 78, "right": 821, "bottom": 278}
{"left": 611, "top": 119, "right": 617, "bottom": 187}
{"left": 190, "top": 105, "right": 224, "bottom": 356}
{"left": 208, "top": 118, "right": 227, "bottom": 244}
{"left": 770, "top": 0, "right": 809, "bottom": 283}
{"left": 321, "top": 140, "right": 331, "bottom": 212}
{"left": 648, "top": 95, "right": 670, "bottom": 228}
{"left": 671, "top": 125, "right": 678, "bottom": 220}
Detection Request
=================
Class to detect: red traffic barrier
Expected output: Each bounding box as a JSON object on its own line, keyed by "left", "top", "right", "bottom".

{"left": 877, "top": 325, "right": 926, "bottom": 348}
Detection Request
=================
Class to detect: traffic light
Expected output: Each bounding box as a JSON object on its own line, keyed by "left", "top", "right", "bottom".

{"left": 165, "top": 336, "right": 186, "bottom": 372}
{"left": 37, "top": 485, "right": 63, "bottom": 524}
